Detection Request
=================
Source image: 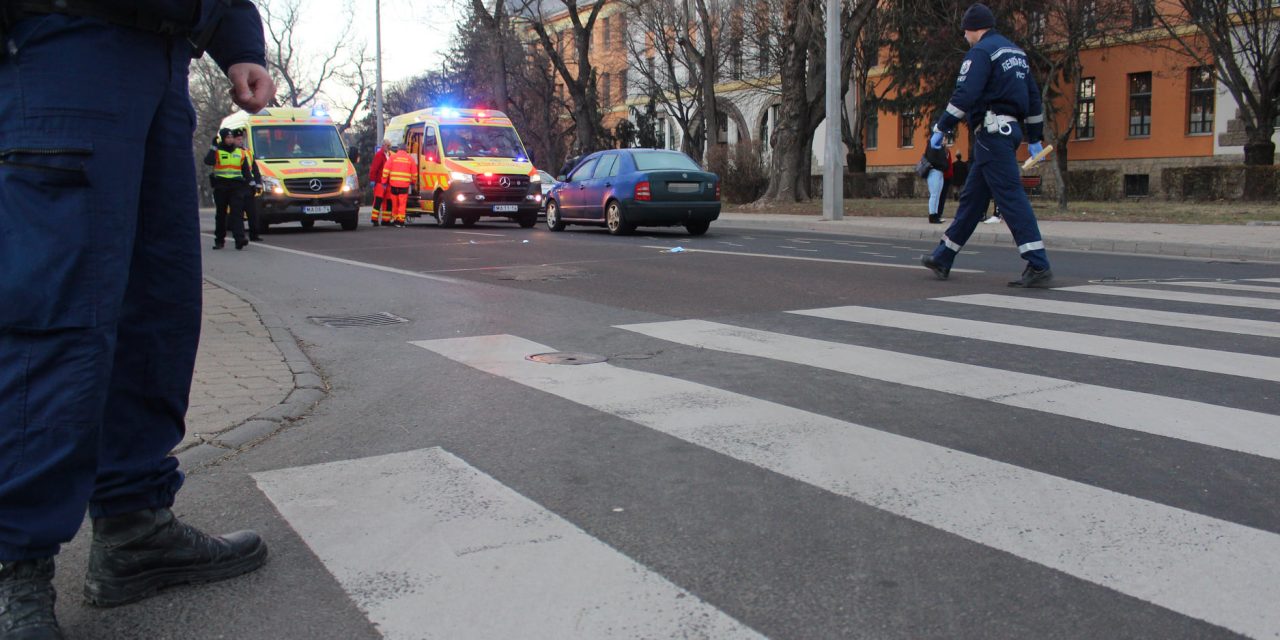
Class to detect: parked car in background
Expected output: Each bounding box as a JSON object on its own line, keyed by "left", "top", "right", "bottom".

{"left": 545, "top": 149, "right": 720, "bottom": 235}
{"left": 537, "top": 170, "right": 555, "bottom": 212}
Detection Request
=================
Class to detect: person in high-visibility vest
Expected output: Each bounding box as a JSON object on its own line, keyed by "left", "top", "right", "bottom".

{"left": 203, "top": 128, "right": 253, "bottom": 249}
{"left": 380, "top": 141, "right": 417, "bottom": 228}
{"left": 368, "top": 140, "right": 392, "bottom": 226}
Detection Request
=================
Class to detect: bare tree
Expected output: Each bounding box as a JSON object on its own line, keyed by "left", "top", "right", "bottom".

{"left": 762, "top": 0, "right": 875, "bottom": 202}
{"left": 468, "top": 0, "right": 513, "bottom": 111}
{"left": 515, "top": 0, "right": 612, "bottom": 152}
{"left": 623, "top": 0, "right": 708, "bottom": 159}
{"left": 1156, "top": 0, "right": 1280, "bottom": 165}
{"left": 260, "top": 0, "right": 366, "bottom": 110}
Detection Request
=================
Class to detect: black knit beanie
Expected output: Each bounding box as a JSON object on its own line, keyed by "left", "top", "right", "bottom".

{"left": 962, "top": 3, "right": 996, "bottom": 31}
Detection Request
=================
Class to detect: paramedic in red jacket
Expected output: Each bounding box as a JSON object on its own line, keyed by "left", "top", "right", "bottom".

{"left": 368, "top": 140, "right": 392, "bottom": 226}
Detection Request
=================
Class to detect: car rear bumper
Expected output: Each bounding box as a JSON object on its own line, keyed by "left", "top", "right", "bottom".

{"left": 622, "top": 200, "right": 721, "bottom": 225}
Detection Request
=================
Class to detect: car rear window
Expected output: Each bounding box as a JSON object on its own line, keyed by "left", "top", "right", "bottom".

{"left": 631, "top": 151, "right": 701, "bottom": 171}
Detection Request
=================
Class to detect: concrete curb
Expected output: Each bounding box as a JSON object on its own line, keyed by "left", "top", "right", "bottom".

{"left": 715, "top": 215, "right": 1280, "bottom": 263}
{"left": 177, "top": 277, "right": 327, "bottom": 471}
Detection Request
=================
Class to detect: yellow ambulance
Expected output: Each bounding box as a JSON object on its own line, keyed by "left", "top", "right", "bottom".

{"left": 382, "top": 108, "right": 542, "bottom": 227}
{"left": 219, "top": 107, "right": 361, "bottom": 232}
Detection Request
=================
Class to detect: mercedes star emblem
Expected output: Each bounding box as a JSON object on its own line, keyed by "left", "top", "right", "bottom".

{"left": 309, "top": 178, "right": 323, "bottom": 192}
{"left": 499, "top": 177, "right": 512, "bottom": 188}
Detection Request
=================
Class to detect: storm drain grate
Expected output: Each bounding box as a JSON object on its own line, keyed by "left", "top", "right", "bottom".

{"left": 309, "top": 312, "right": 409, "bottom": 328}
{"left": 527, "top": 352, "right": 607, "bottom": 365}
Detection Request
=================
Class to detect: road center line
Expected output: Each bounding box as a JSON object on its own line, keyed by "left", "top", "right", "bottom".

{"left": 202, "top": 234, "right": 466, "bottom": 284}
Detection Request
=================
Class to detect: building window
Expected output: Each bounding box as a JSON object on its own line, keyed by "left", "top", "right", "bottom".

{"left": 756, "top": 31, "right": 771, "bottom": 75}
{"left": 619, "top": 70, "right": 628, "bottom": 101}
{"left": 601, "top": 72, "right": 610, "bottom": 106}
{"left": 601, "top": 17, "right": 610, "bottom": 49}
{"left": 899, "top": 111, "right": 918, "bottom": 148}
{"left": 759, "top": 104, "right": 779, "bottom": 152}
{"left": 1187, "top": 66, "right": 1214, "bottom": 134}
{"left": 730, "top": 40, "right": 743, "bottom": 80}
{"left": 865, "top": 109, "right": 878, "bottom": 150}
{"left": 1132, "top": 0, "right": 1154, "bottom": 28}
{"left": 1076, "top": 77, "right": 1096, "bottom": 140}
{"left": 1128, "top": 72, "right": 1152, "bottom": 137}
{"left": 1124, "top": 174, "right": 1150, "bottom": 197}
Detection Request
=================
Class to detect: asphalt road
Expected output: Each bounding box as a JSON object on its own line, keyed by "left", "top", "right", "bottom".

{"left": 54, "top": 213, "right": 1280, "bottom": 639}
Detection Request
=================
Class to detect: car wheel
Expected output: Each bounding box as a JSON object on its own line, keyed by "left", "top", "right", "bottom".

{"left": 300, "top": 218, "right": 315, "bottom": 230}
{"left": 605, "top": 200, "right": 633, "bottom": 235}
{"left": 461, "top": 215, "right": 479, "bottom": 227}
{"left": 546, "top": 201, "right": 566, "bottom": 231}
{"left": 517, "top": 211, "right": 537, "bottom": 228}
{"left": 685, "top": 220, "right": 710, "bottom": 236}
{"left": 340, "top": 212, "right": 359, "bottom": 231}
{"left": 435, "top": 196, "right": 455, "bottom": 228}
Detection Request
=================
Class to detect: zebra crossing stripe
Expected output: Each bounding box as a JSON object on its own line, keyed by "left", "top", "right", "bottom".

{"left": 616, "top": 320, "right": 1280, "bottom": 461}
{"left": 412, "top": 334, "right": 1280, "bottom": 639}
{"left": 254, "top": 447, "right": 764, "bottom": 640}
{"left": 789, "top": 305, "right": 1280, "bottom": 383}
{"left": 1057, "top": 285, "right": 1280, "bottom": 310}
{"left": 1248, "top": 278, "right": 1280, "bottom": 284}
{"left": 938, "top": 294, "right": 1280, "bottom": 338}
{"left": 1160, "top": 281, "right": 1280, "bottom": 294}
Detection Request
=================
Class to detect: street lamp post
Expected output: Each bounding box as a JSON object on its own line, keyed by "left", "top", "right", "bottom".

{"left": 822, "top": 0, "right": 843, "bottom": 220}
{"left": 375, "top": 0, "right": 385, "bottom": 144}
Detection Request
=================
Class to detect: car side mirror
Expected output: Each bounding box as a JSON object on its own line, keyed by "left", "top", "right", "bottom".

{"left": 348, "top": 148, "right": 360, "bottom": 164}
{"left": 556, "top": 175, "right": 567, "bottom": 182}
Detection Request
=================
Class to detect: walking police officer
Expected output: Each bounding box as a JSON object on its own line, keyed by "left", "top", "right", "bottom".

{"left": 920, "top": 3, "right": 1053, "bottom": 288}
{"left": 206, "top": 128, "right": 253, "bottom": 249}
{"left": 0, "top": 1, "right": 275, "bottom": 637}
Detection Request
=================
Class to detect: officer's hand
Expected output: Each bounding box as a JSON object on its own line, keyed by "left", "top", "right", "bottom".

{"left": 1028, "top": 141, "right": 1044, "bottom": 158}
{"left": 929, "top": 131, "right": 944, "bottom": 149}
{"left": 226, "top": 63, "right": 275, "bottom": 112}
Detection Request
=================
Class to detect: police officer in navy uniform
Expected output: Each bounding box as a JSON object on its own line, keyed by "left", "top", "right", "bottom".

{"left": 0, "top": 1, "right": 275, "bottom": 637}
{"left": 921, "top": 3, "right": 1053, "bottom": 288}
{"left": 205, "top": 128, "right": 253, "bottom": 249}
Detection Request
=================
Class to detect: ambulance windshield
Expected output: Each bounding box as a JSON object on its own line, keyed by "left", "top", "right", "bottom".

{"left": 252, "top": 125, "right": 346, "bottom": 160}
{"left": 440, "top": 125, "right": 527, "bottom": 159}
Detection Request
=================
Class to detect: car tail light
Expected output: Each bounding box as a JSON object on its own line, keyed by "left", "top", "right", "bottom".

{"left": 714, "top": 182, "right": 720, "bottom": 201}
{"left": 636, "top": 181, "right": 651, "bottom": 201}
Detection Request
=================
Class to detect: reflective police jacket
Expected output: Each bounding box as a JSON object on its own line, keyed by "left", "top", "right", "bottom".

{"left": 203, "top": 144, "right": 253, "bottom": 185}
{"left": 934, "top": 30, "right": 1044, "bottom": 143}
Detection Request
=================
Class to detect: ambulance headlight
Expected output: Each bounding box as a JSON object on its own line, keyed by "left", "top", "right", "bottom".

{"left": 449, "top": 171, "right": 474, "bottom": 183}
{"left": 342, "top": 174, "right": 357, "bottom": 192}
{"left": 262, "top": 176, "right": 283, "bottom": 194}
{"left": 530, "top": 173, "right": 542, "bottom": 183}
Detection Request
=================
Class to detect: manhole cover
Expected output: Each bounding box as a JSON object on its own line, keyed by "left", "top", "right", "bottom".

{"left": 309, "top": 312, "right": 408, "bottom": 328}
{"left": 527, "top": 352, "right": 607, "bottom": 365}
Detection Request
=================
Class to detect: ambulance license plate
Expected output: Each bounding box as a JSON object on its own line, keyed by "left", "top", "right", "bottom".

{"left": 303, "top": 205, "right": 331, "bottom": 214}
{"left": 492, "top": 205, "right": 518, "bottom": 213}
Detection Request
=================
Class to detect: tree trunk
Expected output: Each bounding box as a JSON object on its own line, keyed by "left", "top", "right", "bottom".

{"left": 1243, "top": 140, "right": 1276, "bottom": 166}
{"left": 1052, "top": 137, "right": 1069, "bottom": 211}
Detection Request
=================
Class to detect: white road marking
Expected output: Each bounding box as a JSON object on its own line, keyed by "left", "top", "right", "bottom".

{"left": 414, "top": 334, "right": 1280, "bottom": 640}
{"left": 212, "top": 238, "right": 464, "bottom": 284}
{"left": 1058, "top": 285, "right": 1280, "bottom": 310}
{"left": 639, "top": 245, "right": 982, "bottom": 272}
{"left": 616, "top": 320, "right": 1280, "bottom": 461}
{"left": 939, "top": 294, "right": 1280, "bottom": 338}
{"left": 1248, "top": 278, "right": 1280, "bottom": 284}
{"left": 453, "top": 231, "right": 507, "bottom": 237}
{"left": 1158, "top": 281, "right": 1280, "bottom": 294}
{"left": 790, "top": 305, "right": 1280, "bottom": 383}
{"left": 255, "top": 447, "right": 764, "bottom": 640}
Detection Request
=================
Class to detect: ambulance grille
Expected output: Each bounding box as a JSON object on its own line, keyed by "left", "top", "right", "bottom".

{"left": 285, "top": 177, "right": 343, "bottom": 194}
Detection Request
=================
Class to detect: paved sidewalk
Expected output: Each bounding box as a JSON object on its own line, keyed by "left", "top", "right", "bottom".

{"left": 177, "top": 279, "right": 326, "bottom": 469}
{"left": 718, "top": 212, "right": 1280, "bottom": 262}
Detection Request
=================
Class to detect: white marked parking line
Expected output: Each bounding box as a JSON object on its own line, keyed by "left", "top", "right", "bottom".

{"left": 617, "top": 320, "right": 1280, "bottom": 461}
{"left": 939, "top": 294, "right": 1280, "bottom": 338}
{"left": 640, "top": 246, "right": 982, "bottom": 272}
{"left": 1059, "top": 285, "right": 1280, "bottom": 310}
{"left": 791, "top": 305, "right": 1280, "bottom": 383}
{"left": 414, "top": 334, "right": 1280, "bottom": 640}
{"left": 255, "top": 447, "right": 764, "bottom": 640}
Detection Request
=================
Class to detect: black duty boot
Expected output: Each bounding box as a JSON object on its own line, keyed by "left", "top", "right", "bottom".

{"left": 920, "top": 255, "right": 950, "bottom": 280}
{"left": 928, "top": 213, "right": 942, "bottom": 224}
{"left": 0, "top": 558, "right": 63, "bottom": 639}
{"left": 234, "top": 238, "right": 248, "bottom": 250}
{"left": 1008, "top": 265, "right": 1053, "bottom": 288}
{"left": 84, "top": 509, "right": 267, "bottom": 608}
{"left": 212, "top": 241, "right": 225, "bottom": 250}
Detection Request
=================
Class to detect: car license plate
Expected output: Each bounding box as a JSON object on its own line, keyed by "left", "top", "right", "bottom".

{"left": 492, "top": 205, "right": 518, "bottom": 213}
{"left": 667, "top": 182, "right": 700, "bottom": 193}
{"left": 303, "top": 205, "right": 331, "bottom": 214}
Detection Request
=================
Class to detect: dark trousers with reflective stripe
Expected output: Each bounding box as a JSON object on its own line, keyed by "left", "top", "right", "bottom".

{"left": 0, "top": 15, "right": 198, "bottom": 561}
{"left": 929, "top": 127, "right": 1049, "bottom": 271}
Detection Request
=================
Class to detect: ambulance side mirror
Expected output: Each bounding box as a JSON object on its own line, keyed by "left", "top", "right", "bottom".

{"left": 348, "top": 147, "right": 360, "bottom": 164}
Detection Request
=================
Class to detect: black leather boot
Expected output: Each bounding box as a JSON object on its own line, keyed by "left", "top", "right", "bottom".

{"left": 83, "top": 509, "right": 267, "bottom": 608}
{"left": 0, "top": 557, "right": 63, "bottom": 639}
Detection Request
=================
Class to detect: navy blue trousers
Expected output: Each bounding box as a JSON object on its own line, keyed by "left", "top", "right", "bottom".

{"left": 929, "top": 128, "right": 1050, "bottom": 271}
{"left": 0, "top": 16, "right": 201, "bottom": 561}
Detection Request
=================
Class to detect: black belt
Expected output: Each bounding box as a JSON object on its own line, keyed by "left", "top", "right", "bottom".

{"left": 12, "top": 0, "right": 190, "bottom": 36}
